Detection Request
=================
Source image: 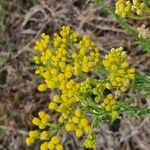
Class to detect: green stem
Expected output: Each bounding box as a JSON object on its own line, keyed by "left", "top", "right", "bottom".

{"left": 129, "top": 14, "right": 150, "bottom": 20}
{"left": 118, "top": 102, "right": 150, "bottom": 116}
{"left": 131, "top": 74, "right": 150, "bottom": 96}
{"left": 143, "top": 0, "right": 150, "bottom": 4}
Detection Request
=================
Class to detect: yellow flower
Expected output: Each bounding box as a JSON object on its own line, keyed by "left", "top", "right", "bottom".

{"left": 28, "top": 25, "right": 137, "bottom": 150}
{"left": 40, "top": 131, "right": 50, "bottom": 140}
{"left": 40, "top": 142, "right": 48, "bottom": 150}
{"left": 75, "top": 129, "right": 83, "bottom": 137}
{"left": 115, "top": 0, "right": 149, "bottom": 18}
{"left": 29, "top": 130, "right": 39, "bottom": 138}
{"left": 47, "top": 141, "right": 54, "bottom": 149}
{"left": 56, "top": 144, "right": 63, "bottom": 150}
{"left": 25, "top": 137, "right": 34, "bottom": 145}
{"left": 51, "top": 136, "right": 60, "bottom": 144}
{"left": 115, "top": 0, "right": 133, "bottom": 18}
{"left": 111, "top": 111, "right": 120, "bottom": 120}
{"left": 83, "top": 133, "right": 96, "bottom": 148}
{"left": 32, "top": 117, "right": 40, "bottom": 126}
{"left": 65, "top": 123, "right": 75, "bottom": 131}
{"left": 75, "top": 109, "right": 82, "bottom": 117}
{"left": 48, "top": 101, "right": 58, "bottom": 110}
{"left": 38, "top": 111, "right": 46, "bottom": 118}
{"left": 103, "top": 47, "right": 135, "bottom": 95}
{"left": 72, "top": 116, "right": 79, "bottom": 124}
{"left": 102, "top": 94, "right": 118, "bottom": 112}
{"left": 80, "top": 118, "right": 88, "bottom": 127}
{"left": 38, "top": 84, "right": 47, "bottom": 92}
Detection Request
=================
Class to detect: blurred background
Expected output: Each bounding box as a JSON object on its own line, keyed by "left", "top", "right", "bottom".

{"left": 0, "top": 0, "right": 150, "bottom": 150}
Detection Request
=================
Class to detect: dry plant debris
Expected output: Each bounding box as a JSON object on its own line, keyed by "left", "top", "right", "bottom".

{"left": 0, "top": 0, "right": 150, "bottom": 150}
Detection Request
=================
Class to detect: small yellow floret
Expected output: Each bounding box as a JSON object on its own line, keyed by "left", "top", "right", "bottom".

{"left": 65, "top": 123, "right": 75, "bottom": 131}
{"left": 40, "top": 131, "right": 49, "bottom": 140}
{"left": 48, "top": 102, "right": 58, "bottom": 110}
{"left": 75, "top": 109, "right": 82, "bottom": 117}
{"left": 38, "top": 84, "right": 47, "bottom": 92}
{"left": 80, "top": 118, "right": 88, "bottom": 126}
{"left": 47, "top": 141, "right": 54, "bottom": 149}
{"left": 51, "top": 135, "right": 60, "bottom": 144}
{"left": 56, "top": 144, "right": 63, "bottom": 150}
{"left": 29, "top": 130, "right": 39, "bottom": 138}
{"left": 76, "top": 129, "right": 83, "bottom": 137}
{"left": 40, "top": 142, "right": 48, "bottom": 150}
{"left": 38, "top": 111, "right": 45, "bottom": 118}
{"left": 32, "top": 117, "right": 40, "bottom": 126}
{"left": 25, "top": 137, "right": 34, "bottom": 145}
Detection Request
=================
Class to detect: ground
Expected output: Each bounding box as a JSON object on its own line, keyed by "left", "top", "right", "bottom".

{"left": 0, "top": 0, "right": 150, "bottom": 150}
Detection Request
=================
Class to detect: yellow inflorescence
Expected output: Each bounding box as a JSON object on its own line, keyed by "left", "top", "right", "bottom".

{"left": 33, "top": 26, "right": 99, "bottom": 133}
{"left": 34, "top": 26, "right": 100, "bottom": 92}
{"left": 40, "top": 136, "right": 63, "bottom": 150}
{"left": 34, "top": 33, "right": 50, "bottom": 52}
{"left": 103, "top": 47, "right": 135, "bottom": 96}
{"left": 83, "top": 133, "right": 96, "bottom": 148}
{"left": 115, "top": 0, "right": 133, "bottom": 18}
{"left": 32, "top": 111, "right": 51, "bottom": 129}
{"left": 115, "top": 0, "right": 149, "bottom": 18}
{"left": 102, "top": 94, "right": 118, "bottom": 111}
{"left": 25, "top": 130, "right": 40, "bottom": 145}
{"left": 65, "top": 108, "right": 91, "bottom": 137}
{"left": 73, "top": 36, "right": 100, "bottom": 74}
{"left": 26, "top": 26, "right": 136, "bottom": 149}
{"left": 26, "top": 26, "right": 100, "bottom": 149}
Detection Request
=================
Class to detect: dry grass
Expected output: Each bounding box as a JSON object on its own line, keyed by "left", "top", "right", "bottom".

{"left": 0, "top": 0, "right": 150, "bottom": 149}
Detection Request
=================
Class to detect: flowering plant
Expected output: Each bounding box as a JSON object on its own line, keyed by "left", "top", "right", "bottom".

{"left": 25, "top": 26, "right": 150, "bottom": 150}
{"left": 115, "top": 0, "right": 150, "bottom": 18}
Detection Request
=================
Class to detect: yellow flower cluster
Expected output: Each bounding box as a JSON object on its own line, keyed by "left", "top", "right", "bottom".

{"left": 73, "top": 36, "right": 100, "bottom": 74}
{"left": 80, "top": 78, "right": 92, "bottom": 94}
{"left": 33, "top": 26, "right": 99, "bottom": 134}
{"left": 83, "top": 133, "right": 96, "bottom": 148}
{"left": 26, "top": 26, "right": 98, "bottom": 149}
{"left": 102, "top": 94, "right": 118, "bottom": 111}
{"left": 65, "top": 108, "right": 91, "bottom": 137}
{"left": 40, "top": 136, "right": 63, "bottom": 150}
{"left": 34, "top": 25, "right": 100, "bottom": 92}
{"left": 80, "top": 78, "right": 106, "bottom": 103}
{"left": 111, "top": 111, "right": 120, "bottom": 121}
{"left": 92, "top": 81, "right": 106, "bottom": 103}
{"left": 132, "top": 0, "right": 149, "bottom": 15}
{"left": 115, "top": 0, "right": 132, "bottom": 17}
{"left": 26, "top": 111, "right": 63, "bottom": 149}
{"left": 26, "top": 130, "right": 39, "bottom": 145}
{"left": 26, "top": 131, "right": 63, "bottom": 150}
{"left": 32, "top": 111, "right": 51, "bottom": 129}
{"left": 103, "top": 47, "right": 135, "bottom": 96}
{"left": 48, "top": 80, "right": 81, "bottom": 127}
{"left": 115, "top": 0, "right": 149, "bottom": 18}
{"left": 34, "top": 33, "right": 50, "bottom": 51}
{"left": 26, "top": 26, "right": 137, "bottom": 149}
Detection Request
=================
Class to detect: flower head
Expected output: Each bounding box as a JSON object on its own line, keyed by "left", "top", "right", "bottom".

{"left": 26, "top": 26, "right": 136, "bottom": 149}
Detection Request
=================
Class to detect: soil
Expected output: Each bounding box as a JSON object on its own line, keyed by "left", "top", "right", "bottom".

{"left": 0, "top": 0, "right": 150, "bottom": 150}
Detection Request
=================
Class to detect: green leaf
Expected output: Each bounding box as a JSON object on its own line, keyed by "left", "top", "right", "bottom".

{"left": 92, "top": 116, "right": 101, "bottom": 128}
{"left": 143, "top": 0, "right": 150, "bottom": 4}
{"left": 139, "top": 38, "right": 150, "bottom": 53}
{"left": 131, "top": 74, "right": 150, "bottom": 96}
{"left": 0, "top": 54, "right": 10, "bottom": 66}
{"left": 118, "top": 101, "right": 150, "bottom": 117}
